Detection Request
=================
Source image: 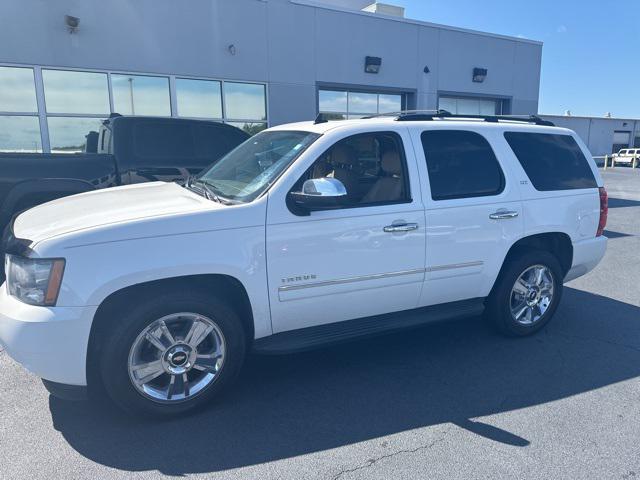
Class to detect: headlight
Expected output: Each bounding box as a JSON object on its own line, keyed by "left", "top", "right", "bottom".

{"left": 5, "top": 255, "right": 65, "bottom": 306}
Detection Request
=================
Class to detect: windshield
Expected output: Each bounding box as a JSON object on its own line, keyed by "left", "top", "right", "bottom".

{"left": 197, "top": 130, "right": 320, "bottom": 203}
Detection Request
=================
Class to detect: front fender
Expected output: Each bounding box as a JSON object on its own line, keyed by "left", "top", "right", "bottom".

{"left": 43, "top": 225, "right": 271, "bottom": 339}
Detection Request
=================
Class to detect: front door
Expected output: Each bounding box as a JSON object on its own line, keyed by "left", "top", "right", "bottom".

{"left": 266, "top": 129, "right": 426, "bottom": 333}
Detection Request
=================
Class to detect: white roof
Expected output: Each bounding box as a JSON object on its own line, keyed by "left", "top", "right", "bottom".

{"left": 267, "top": 116, "right": 573, "bottom": 136}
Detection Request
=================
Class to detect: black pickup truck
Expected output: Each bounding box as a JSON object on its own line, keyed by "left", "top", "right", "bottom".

{"left": 0, "top": 115, "right": 249, "bottom": 236}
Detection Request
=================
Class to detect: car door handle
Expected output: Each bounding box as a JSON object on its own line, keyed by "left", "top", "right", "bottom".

{"left": 383, "top": 223, "right": 419, "bottom": 233}
{"left": 489, "top": 210, "right": 519, "bottom": 220}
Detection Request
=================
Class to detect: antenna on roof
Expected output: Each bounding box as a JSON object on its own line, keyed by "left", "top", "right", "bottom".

{"left": 314, "top": 113, "right": 329, "bottom": 124}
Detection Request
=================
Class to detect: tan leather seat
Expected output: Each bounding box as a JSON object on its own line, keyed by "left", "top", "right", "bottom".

{"left": 361, "top": 151, "right": 403, "bottom": 203}
{"left": 331, "top": 144, "right": 360, "bottom": 199}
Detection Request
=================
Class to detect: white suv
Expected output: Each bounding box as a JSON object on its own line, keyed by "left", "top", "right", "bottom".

{"left": 0, "top": 113, "right": 608, "bottom": 417}
{"left": 612, "top": 148, "right": 640, "bottom": 167}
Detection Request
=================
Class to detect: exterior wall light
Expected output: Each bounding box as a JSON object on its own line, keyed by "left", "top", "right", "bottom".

{"left": 365, "top": 56, "right": 382, "bottom": 74}
{"left": 423, "top": 66, "right": 430, "bottom": 74}
{"left": 65, "top": 15, "right": 80, "bottom": 34}
{"left": 472, "top": 67, "right": 487, "bottom": 83}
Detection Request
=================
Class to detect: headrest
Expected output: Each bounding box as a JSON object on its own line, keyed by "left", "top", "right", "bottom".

{"left": 381, "top": 151, "right": 402, "bottom": 175}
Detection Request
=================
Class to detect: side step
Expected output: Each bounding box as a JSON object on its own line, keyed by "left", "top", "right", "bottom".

{"left": 252, "top": 298, "right": 485, "bottom": 354}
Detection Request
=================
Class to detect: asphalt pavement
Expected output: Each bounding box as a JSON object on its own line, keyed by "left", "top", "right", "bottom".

{"left": 1, "top": 167, "right": 639, "bottom": 479}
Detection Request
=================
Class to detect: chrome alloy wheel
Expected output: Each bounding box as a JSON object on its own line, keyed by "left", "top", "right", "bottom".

{"left": 127, "top": 313, "right": 226, "bottom": 403}
{"left": 509, "top": 265, "right": 555, "bottom": 326}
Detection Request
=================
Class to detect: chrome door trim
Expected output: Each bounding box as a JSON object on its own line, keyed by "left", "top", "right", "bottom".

{"left": 278, "top": 268, "right": 426, "bottom": 292}
{"left": 277, "top": 261, "right": 484, "bottom": 292}
{"left": 428, "top": 260, "right": 484, "bottom": 272}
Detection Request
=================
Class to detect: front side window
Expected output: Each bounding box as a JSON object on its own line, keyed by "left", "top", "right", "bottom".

{"left": 421, "top": 130, "right": 504, "bottom": 200}
{"left": 504, "top": 132, "right": 597, "bottom": 191}
{"left": 292, "top": 131, "right": 410, "bottom": 208}
{"left": 198, "top": 130, "right": 319, "bottom": 203}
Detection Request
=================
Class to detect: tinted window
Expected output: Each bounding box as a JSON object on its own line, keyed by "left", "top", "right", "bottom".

{"left": 193, "top": 124, "right": 247, "bottom": 160}
{"left": 504, "top": 132, "right": 597, "bottom": 191}
{"left": 421, "top": 130, "right": 504, "bottom": 200}
{"left": 134, "top": 122, "right": 194, "bottom": 159}
{"left": 293, "top": 131, "right": 410, "bottom": 208}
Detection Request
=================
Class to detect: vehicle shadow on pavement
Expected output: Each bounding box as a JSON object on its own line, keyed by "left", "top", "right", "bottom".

{"left": 49, "top": 287, "right": 640, "bottom": 475}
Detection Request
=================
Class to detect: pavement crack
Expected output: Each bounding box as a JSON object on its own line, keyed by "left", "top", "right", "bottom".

{"left": 330, "top": 426, "right": 451, "bottom": 480}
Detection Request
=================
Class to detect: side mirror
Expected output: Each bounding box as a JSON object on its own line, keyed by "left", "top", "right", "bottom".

{"left": 288, "top": 177, "right": 348, "bottom": 212}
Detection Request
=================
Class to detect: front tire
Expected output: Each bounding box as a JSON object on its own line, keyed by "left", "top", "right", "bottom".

{"left": 486, "top": 250, "right": 564, "bottom": 337}
{"left": 99, "top": 290, "right": 246, "bottom": 417}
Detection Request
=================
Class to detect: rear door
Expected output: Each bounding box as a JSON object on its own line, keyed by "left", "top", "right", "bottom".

{"left": 411, "top": 127, "right": 524, "bottom": 306}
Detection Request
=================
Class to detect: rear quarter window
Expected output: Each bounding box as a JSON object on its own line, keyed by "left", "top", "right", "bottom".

{"left": 504, "top": 132, "right": 597, "bottom": 191}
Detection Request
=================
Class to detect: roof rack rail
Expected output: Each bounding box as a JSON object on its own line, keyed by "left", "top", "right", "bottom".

{"left": 395, "top": 111, "right": 555, "bottom": 126}
{"left": 362, "top": 109, "right": 443, "bottom": 119}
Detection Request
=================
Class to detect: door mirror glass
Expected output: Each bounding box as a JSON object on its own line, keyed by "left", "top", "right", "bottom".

{"left": 289, "top": 178, "right": 347, "bottom": 210}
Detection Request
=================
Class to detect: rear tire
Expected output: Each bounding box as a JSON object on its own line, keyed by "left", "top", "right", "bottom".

{"left": 99, "top": 289, "right": 246, "bottom": 417}
{"left": 485, "top": 249, "right": 564, "bottom": 337}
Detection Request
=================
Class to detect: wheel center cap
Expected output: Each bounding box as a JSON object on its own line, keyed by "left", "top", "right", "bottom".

{"left": 164, "top": 344, "right": 194, "bottom": 374}
{"left": 527, "top": 288, "right": 540, "bottom": 306}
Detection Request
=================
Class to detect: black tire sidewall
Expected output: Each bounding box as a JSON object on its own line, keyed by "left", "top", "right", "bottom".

{"left": 488, "top": 250, "right": 564, "bottom": 336}
{"left": 99, "top": 290, "right": 246, "bottom": 417}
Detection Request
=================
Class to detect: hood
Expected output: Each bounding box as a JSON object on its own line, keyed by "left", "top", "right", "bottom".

{"left": 13, "top": 182, "right": 216, "bottom": 244}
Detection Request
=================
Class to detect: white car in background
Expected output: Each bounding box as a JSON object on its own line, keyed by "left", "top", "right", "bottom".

{"left": 612, "top": 148, "right": 640, "bottom": 166}
{"left": 0, "top": 112, "right": 608, "bottom": 418}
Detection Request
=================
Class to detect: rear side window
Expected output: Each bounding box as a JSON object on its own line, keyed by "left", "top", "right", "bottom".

{"left": 504, "top": 132, "right": 597, "bottom": 191}
{"left": 420, "top": 130, "right": 504, "bottom": 201}
{"left": 134, "top": 122, "right": 195, "bottom": 159}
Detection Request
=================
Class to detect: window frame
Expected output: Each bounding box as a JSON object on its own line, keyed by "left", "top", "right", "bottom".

{"left": 421, "top": 129, "right": 506, "bottom": 201}
{"left": 288, "top": 130, "right": 413, "bottom": 214}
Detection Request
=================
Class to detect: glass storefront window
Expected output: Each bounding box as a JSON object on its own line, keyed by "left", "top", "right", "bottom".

{"left": 112, "top": 74, "right": 171, "bottom": 116}
{"left": 47, "top": 117, "right": 104, "bottom": 153}
{"left": 438, "top": 96, "right": 501, "bottom": 115}
{"left": 319, "top": 90, "right": 348, "bottom": 113}
{"left": 176, "top": 78, "right": 222, "bottom": 119}
{"left": 43, "top": 70, "right": 109, "bottom": 114}
{"left": 0, "top": 116, "right": 41, "bottom": 152}
{"left": 0, "top": 67, "right": 38, "bottom": 113}
{"left": 319, "top": 89, "right": 404, "bottom": 117}
{"left": 1, "top": 65, "right": 268, "bottom": 152}
{"left": 224, "top": 82, "right": 266, "bottom": 120}
{"left": 348, "top": 92, "right": 378, "bottom": 114}
{"left": 378, "top": 94, "right": 402, "bottom": 113}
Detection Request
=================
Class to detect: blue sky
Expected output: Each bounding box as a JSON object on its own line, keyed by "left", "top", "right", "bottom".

{"left": 401, "top": 0, "right": 640, "bottom": 118}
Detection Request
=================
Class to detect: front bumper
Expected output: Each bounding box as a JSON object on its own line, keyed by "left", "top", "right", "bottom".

{"left": 0, "top": 286, "right": 97, "bottom": 386}
{"left": 565, "top": 236, "right": 607, "bottom": 282}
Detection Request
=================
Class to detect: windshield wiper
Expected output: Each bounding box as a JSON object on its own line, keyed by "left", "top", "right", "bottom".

{"left": 192, "top": 179, "right": 235, "bottom": 205}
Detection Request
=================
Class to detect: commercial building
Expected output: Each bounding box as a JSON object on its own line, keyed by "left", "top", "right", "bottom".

{"left": 0, "top": 0, "right": 543, "bottom": 153}
{"left": 539, "top": 115, "right": 640, "bottom": 157}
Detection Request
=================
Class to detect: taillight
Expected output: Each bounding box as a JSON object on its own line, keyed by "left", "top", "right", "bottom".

{"left": 597, "top": 186, "right": 608, "bottom": 237}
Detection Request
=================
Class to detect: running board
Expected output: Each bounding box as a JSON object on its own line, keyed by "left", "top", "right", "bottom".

{"left": 252, "top": 298, "right": 485, "bottom": 354}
